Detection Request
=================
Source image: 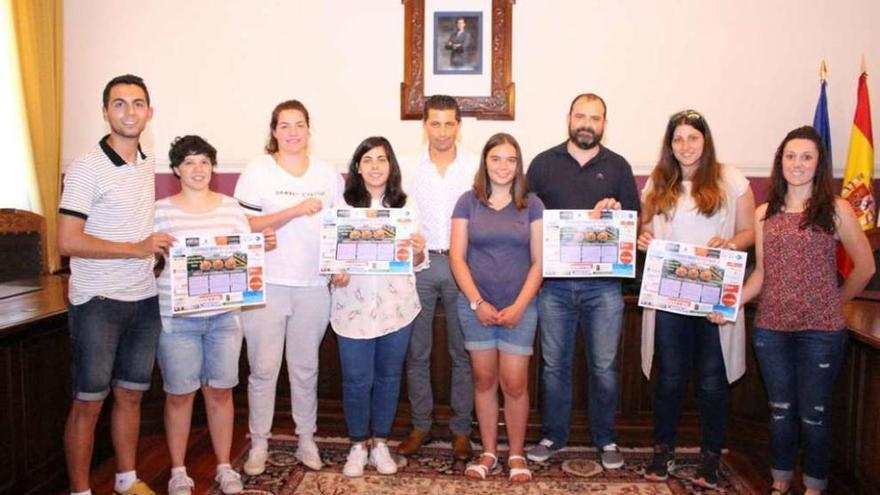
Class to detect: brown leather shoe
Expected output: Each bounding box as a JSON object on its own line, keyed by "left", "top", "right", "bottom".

{"left": 452, "top": 433, "right": 473, "bottom": 461}
{"left": 397, "top": 429, "right": 432, "bottom": 456}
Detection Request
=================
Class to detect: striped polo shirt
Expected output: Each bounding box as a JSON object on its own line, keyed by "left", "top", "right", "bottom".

{"left": 59, "top": 135, "right": 157, "bottom": 305}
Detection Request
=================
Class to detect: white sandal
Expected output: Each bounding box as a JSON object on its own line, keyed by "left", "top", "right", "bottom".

{"left": 508, "top": 455, "right": 532, "bottom": 482}
{"left": 465, "top": 452, "right": 498, "bottom": 480}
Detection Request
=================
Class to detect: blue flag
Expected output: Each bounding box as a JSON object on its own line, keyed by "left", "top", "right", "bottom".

{"left": 813, "top": 79, "right": 832, "bottom": 164}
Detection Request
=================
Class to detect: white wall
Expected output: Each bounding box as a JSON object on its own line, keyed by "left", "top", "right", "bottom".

{"left": 63, "top": 0, "right": 879, "bottom": 176}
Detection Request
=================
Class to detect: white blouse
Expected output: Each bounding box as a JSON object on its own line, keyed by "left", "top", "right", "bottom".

{"left": 329, "top": 196, "right": 424, "bottom": 339}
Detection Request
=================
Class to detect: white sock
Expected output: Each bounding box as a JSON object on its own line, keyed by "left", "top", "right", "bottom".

{"left": 71, "top": 490, "right": 92, "bottom": 495}
{"left": 114, "top": 471, "right": 136, "bottom": 493}
{"left": 250, "top": 437, "right": 269, "bottom": 451}
{"left": 171, "top": 466, "right": 187, "bottom": 477}
{"left": 216, "top": 463, "right": 233, "bottom": 474}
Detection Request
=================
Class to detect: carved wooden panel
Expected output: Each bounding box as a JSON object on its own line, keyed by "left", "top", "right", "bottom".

{"left": 401, "top": 0, "right": 515, "bottom": 120}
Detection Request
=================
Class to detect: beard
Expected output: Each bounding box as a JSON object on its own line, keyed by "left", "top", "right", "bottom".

{"left": 569, "top": 126, "right": 603, "bottom": 150}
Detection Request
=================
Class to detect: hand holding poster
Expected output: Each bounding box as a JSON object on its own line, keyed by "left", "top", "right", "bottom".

{"left": 638, "top": 239, "right": 747, "bottom": 322}
{"left": 169, "top": 233, "right": 266, "bottom": 315}
{"left": 543, "top": 209, "right": 638, "bottom": 278}
{"left": 320, "top": 208, "right": 416, "bottom": 275}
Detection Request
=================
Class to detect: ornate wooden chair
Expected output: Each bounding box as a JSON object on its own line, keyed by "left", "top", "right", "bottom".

{"left": 0, "top": 208, "right": 47, "bottom": 282}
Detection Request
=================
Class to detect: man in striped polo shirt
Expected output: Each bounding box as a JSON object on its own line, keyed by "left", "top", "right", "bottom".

{"left": 58, "top": 75, "right": 174, "bottom": 495}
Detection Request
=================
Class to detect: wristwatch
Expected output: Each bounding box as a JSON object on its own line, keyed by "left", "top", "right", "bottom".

{"left": 469, "top": 298, "right": 484, "bottom": 311}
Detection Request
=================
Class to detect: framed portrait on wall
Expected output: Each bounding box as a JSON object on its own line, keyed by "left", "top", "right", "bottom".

{"left": 401, "top": 0, "right": 514, "bottom": 120}
{"left": 433, "top": 12, "right": 483, "bottom": 75}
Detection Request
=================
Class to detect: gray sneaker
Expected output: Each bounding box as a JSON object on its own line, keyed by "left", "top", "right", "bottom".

{"left": 600, "top": 443, "right": 625, "bottom": 469}
{"left": 526, "top": 438, "right": 560, "bottom": 462}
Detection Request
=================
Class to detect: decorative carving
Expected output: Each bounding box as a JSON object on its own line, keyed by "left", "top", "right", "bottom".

{"left": 0, "top": 209, "right": 46, "bottom": 280}
{"left": 401, "top": 0, "right": 514, "bottom": 120}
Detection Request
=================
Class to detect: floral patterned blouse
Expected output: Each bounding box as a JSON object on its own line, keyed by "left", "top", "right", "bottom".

{"left": 329, "top": 197, "right": 424, "bottom": 339}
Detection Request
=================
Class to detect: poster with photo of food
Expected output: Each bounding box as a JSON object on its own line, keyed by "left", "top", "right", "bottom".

{"left": 319, "top": 207, "right": 416, "bottom": 275}
{"left": 168, "top": 233, "right": 266, "bottom": 315}
{"left": 639, "top": 239, "right": 747, "bottom": 322}
{"left": 542, "top": 209, "right": 638, "bottom": 278}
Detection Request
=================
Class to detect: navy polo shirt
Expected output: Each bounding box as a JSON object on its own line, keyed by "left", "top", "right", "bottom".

{"left": 526, "top": 141, "right": 640, "bottom": 213}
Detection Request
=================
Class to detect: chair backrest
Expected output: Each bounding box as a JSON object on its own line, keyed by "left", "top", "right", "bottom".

{"left": 0, "top": 209, "right": 46, "bottom": 282}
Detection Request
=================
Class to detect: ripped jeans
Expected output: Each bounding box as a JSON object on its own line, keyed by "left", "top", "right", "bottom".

{"left": 752, "top": 327, "right": 848, "bottom": 492}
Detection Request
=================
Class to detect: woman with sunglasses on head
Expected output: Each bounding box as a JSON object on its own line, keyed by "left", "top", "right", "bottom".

{"left": 729, "top": 126, "right": 873, "bottom": 495}
{"left": 449, "top": 133, "right": 543, "bottom": 483}
{"left": 233, "top": 100, "right": 344, "bottom": 475}
{"left": 154, "top": 136, "right": 277, "bottom": 495}
{"left": 328, "top": 137, "right": 426, "bottom": 478}
{"left": 638, "top": 110, "right": 756, "bottom": 488}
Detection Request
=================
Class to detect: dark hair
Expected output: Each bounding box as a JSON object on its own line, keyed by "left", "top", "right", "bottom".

{"left": 568, "top": 93, "right": 607, "bottom": 118}
{"left": 642, "top": 110, "right": 723, "bottom": 222}
{"left": 423, "top": 94, "right": 461, "bottom": 122}
{"left": 473, "top": 133, "right": 528, "bottom": 209}
{"left": 168, "top": 135, "right": 217, "bottom": 178}
{"left": 344, "top": 136, "right": 407, "bottom": 208}
{"left": 265, "top": 99, "right": 310, "bottom": 154}
{"left": 764, "top": 126, "right": 836, "bottom": 233}
{"left": 103, "top": 74, "right": 150, "bottom": 108}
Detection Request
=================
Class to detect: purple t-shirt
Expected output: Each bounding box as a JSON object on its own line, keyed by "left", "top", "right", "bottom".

{"left": 452, "top": 191, "right": 544, "bottom": 308}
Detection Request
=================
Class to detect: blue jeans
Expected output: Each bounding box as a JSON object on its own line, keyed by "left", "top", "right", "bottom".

{"left": 653, "top": 310, "right": 729, "bottom": 454}
{"left": 337, "top": 323, "right": 415, "bottom": 442}
{"left": 538, "top": 279, "right": 623, "bottom": 447}
{"left": 753, "top": 327, "right": 848, "bottom": 492}
{"left": 68, "top": 295, "right": 161, "bottom": 401}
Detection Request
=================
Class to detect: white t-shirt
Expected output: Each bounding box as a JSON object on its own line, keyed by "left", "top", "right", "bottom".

{"left": 154, "top": 194, "right": 251, "bottom": 319}
{"left": 234, "top": 154, "right": 344, "bottom": 286}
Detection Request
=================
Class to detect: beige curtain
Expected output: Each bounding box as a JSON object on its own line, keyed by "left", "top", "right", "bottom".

{"left": 11, "top": 0, "right": 62, "bottom": 273}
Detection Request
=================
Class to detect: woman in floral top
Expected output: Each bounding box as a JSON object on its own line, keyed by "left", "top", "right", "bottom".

{"left": 330, "top": 136, "right": 426, "bottom": 478}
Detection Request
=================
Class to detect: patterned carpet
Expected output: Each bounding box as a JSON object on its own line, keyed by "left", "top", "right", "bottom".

{"left": 208, "top": 437, "right": 757, "bottom": 494}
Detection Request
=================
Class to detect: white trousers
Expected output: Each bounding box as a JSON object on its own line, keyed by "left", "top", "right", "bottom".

{"left": 243, "top": 284, "right": 330, "bottom": 443}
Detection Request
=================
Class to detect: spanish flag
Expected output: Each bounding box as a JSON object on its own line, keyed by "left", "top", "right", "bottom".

{"left": 838, "top": 66, "right": 875, "bottom": 277}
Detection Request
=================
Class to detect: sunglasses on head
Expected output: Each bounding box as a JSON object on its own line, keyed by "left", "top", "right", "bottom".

{"left": 671, "top": 110, "right": 703, "bottom": 122}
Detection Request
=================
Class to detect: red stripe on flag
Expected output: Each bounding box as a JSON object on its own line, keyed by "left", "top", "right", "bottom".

{"left": 837, "top": 242, "right": 854, "bottom": 278}
{"left": 854, "top": 73, "right": 874, "bottom": 146}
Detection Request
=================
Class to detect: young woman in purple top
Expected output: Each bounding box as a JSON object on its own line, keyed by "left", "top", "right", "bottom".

{"left": 449, "top": 133, "right": 544, "bottom": 482}
{"left": 722, "top": 126, "right": 874, "bottom": 495}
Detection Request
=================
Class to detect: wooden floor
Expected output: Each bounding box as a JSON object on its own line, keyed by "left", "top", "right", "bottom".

{"left": 85, "top": 415, "right": 775, "bottom": 495}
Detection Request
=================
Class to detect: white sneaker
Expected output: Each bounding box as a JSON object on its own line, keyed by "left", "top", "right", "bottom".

{"left": 243, "top": 447, "right": 268, "bottom": 476}
{"left": 342, "top": 443, "right": 369, "bottom": 478}
{"left": 369, "top": 442, "right": 398, "bottom": 474}
{"left": 168, "top": 472, "right": 195, "bottom": 495}
{"left": 295, "top": 437, "right": 323, "bottom": 471}
{"left": 215, "top": 468, "right": 243, "bottom": 494}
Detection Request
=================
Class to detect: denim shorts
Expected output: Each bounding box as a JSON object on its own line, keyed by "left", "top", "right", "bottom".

{"left": 68, "top": 295, "right": 162, "bottom": 401}
{"left": 158, "top": 311, "right": 243, "bottom": 394}
{"left": 456, "top": 294, "right": 538, "bottom": 355}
